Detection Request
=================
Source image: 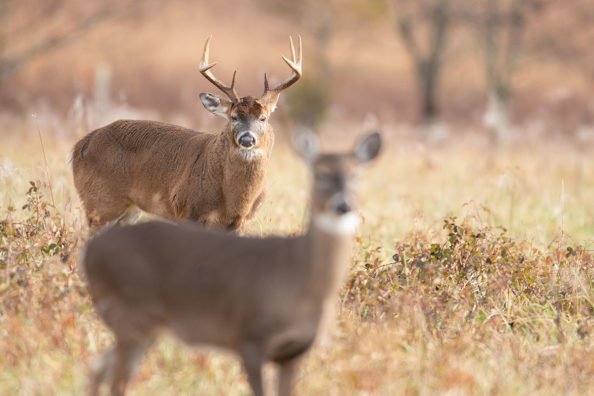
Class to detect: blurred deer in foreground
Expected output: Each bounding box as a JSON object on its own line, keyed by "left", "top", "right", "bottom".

{"left": 72, "top": 36, "right": 302, "bottom": 233}
{"left": 83, "top": 130, "right": 382, "bottom": 396}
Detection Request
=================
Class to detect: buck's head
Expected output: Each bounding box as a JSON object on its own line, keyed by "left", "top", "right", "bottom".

{"left": 293, "top": 130, "right": 382, "bottom": 235}
{"left": 198, "top": 36, "right": 302, "bottom": 154}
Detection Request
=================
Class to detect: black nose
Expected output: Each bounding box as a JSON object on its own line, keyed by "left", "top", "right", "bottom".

{"left": 238, "top": 133, "right": 256, "bottom": 148}
{"left": 335, "top": 201, "right": 351, "bottom": 215}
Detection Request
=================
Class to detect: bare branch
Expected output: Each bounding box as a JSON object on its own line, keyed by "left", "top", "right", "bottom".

{"left": 0, "top": 1, "right": 153, "bottom": 82}
{"left": 397, "top": 16, "right": 422, "bottom": 64}
{"left": 393, "top": 0, "right": 453, "bottom": 122}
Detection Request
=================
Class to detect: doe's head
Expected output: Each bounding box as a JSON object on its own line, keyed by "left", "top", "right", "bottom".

{"left": 292, "top": 129, "right": 382, "bottom": 225}
{"left": 199, "top": 36, "right": 302, "bottom": 151}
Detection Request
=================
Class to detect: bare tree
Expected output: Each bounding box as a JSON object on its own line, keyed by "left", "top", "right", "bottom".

{"left": 479, "top": 0, "right": 539, "bottom": 140}
{"left": 393, "top": 0, "right": 452, "bottom": 124}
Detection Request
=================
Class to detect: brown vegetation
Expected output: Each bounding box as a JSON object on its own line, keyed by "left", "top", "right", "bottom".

{"left": 0, "top": 132, "right": 593, "bottom": 394}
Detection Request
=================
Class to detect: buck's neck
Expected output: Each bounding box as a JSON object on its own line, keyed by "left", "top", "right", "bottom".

{"left": 300, "top": 213, "right": 358, "bottom": 301}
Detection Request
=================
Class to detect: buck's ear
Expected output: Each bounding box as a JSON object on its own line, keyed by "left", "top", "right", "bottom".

{"left": 354, "top": 131, "right": 382, "bottom": 164}
{"left": 200, "top": 93, "right": 232, "bottom": 118}
{"left": 291, "top": 128, "right": 320, "bottom": 164}
{"left": 257, "top": 93, "right": 279, "bottom": 114}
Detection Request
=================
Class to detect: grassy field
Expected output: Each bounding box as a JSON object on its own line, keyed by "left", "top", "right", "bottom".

{"left": 0, "top": 124, "right": 593, "bottom": 395}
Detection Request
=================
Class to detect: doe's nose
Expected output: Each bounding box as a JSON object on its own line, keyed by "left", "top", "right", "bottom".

{"left": 238, "top": 133, "right": 256, "bottom": 148}
{"left": 335, "top": 201, "right": 352, "bottom": 215}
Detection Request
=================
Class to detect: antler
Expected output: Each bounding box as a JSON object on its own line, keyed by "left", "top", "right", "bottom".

{"left": 199, "top": 36, "right": 240, "bottom": 103}
{"left": 263, "top": 35, "right": 303, "bottom": 97}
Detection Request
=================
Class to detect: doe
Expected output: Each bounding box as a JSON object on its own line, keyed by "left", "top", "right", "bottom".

{"left": 83, "top": 129, "right": 382, "bottom": 396}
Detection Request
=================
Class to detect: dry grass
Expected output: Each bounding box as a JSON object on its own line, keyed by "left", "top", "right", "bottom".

{"left": 0, "top": 121, "right": 593, "bottom": 395}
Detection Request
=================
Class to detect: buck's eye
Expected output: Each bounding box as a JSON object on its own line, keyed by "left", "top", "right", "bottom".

{"left": 259, "top": 116, "right": 267, "bottom": 122}
{"left": 231, "top": 115, "right": 239, "bottom": 121}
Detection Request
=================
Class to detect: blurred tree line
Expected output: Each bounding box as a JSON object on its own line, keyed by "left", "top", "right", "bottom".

{"left": 394, "top": 0, "right": 541, "bottom": 139}
{"left": 1, "top": 0, "right": 593, "bottom": 137}
{"left": 262, "top": 0, "right": 592, "bottom": 138}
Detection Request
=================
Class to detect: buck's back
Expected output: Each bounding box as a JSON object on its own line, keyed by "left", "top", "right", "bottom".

{"left": 73, "top": 120, "right": 212, "bottom": 167}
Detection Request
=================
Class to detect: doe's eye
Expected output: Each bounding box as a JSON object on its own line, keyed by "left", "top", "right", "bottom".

{"left": 315, "top": 173, "right": 335, "bottom": 185}
{"left": 259, "top": 116, "right": 267, "bottom": 122}
{"left": 231, "top": 115, "right": 239, "bottom": 121}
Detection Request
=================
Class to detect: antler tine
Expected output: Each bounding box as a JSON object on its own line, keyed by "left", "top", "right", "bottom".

{"left": 263, "top": 35, "right": 303, "bottom": 96}
{"left": 298, "top": 34, "right": 302, "bottom": 64}
{"left": 289, "top": 36, "right": 296, "bottom": 63}
{"left": 264, "top": 72, "right": 270, "bottom": 92}
{"left": 199, "top": 36, "right": 240, "bottom": 103}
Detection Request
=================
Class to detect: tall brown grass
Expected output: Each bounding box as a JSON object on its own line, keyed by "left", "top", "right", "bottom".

{"left": 0, "top": 119, "right": 592, "bottom": 394}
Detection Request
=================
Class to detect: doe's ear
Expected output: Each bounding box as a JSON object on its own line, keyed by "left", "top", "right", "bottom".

{"left": 200, "top": 93, "right": 232, "bottom": 119}
{"left": 291, "top": 128, "right": 320, "bottom": 164}
{"left": 354, "top": 131, "right": 382, "bottom": 164}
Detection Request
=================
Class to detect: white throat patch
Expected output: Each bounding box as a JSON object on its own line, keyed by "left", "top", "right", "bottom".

{"left": 236, "top": 148, "right": 264, "bottom": 161}
{"left": 314, "top": 212, "right": 360, "bottom": 236}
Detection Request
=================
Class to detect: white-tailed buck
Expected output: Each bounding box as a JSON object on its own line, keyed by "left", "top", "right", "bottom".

{"left": 83, "top": 130, "right": 382, "bottom": 396}
{"left": 72, "top": 36, "right": 302, "bottom": 233}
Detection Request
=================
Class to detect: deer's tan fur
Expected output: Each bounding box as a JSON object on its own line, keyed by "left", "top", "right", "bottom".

{"left": 72, "top": 116, "right": 272, "bottom": 232}
{"left": 82, "top": 130, "right": 382, "bottom": 396}
{"left": 72, "top": 37, "right": 302, "bottom": 233}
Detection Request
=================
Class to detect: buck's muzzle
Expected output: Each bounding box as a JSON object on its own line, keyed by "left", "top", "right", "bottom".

{"left": 238, "top": 132, "right": 257, "bottom": 148}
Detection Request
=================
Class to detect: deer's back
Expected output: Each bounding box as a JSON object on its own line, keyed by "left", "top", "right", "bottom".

{"left": 72, "top": 120, "right": 214, "bottom": 177}
{"left": 84, "top": 221, "right": 305, "bottom": 337}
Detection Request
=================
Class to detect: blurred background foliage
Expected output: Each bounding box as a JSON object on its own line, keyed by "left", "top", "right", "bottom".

{"left": 0, "top": 0, "right": 593, "bottom": 137}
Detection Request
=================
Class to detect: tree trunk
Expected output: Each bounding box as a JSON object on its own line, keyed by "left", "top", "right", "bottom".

{"left": 483, "top": 89, "right": 509, "bottom": 143}
{"left": 419, "top": 61, "right": 438, "bottom": 123}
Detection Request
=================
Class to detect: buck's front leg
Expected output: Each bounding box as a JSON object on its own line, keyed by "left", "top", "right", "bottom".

{"left": 222, "top": 195, "right": 259, "bottom": 234}
{"left": 247, "top": 190, "right": 266, "bottom": 220}
{"left": 224, "top": 215, "right": 247, "bottom": 235}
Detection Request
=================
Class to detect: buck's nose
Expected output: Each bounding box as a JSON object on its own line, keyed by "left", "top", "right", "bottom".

{"left": 335, "top": 201, "right": 352, "bottom": 215}
{"left": 238, "top": 133, "right": 256, "bottom": 148}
